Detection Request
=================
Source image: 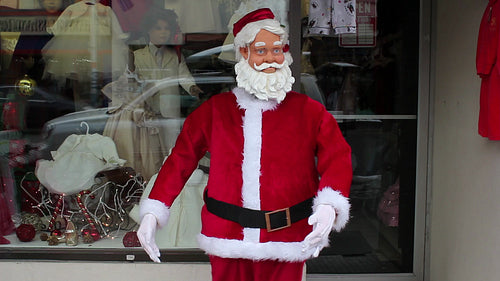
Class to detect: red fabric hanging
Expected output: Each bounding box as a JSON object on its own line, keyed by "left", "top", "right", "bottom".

{"left": 111, "top": 0, "right": 153, "bottom": 32}
{"left": 477, "top": 0, "right": 500, "bottom": 140}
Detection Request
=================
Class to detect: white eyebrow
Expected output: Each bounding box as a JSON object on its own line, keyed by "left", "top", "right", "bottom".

{"left": 273, "top": 41, "right": 283, "bottom": 46}
{"left": 254, "top": 42, "right": 266, "bottom": 47}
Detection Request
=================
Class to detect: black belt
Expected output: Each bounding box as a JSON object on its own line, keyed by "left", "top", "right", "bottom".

{"left": 204, "top": 190, "right": 313, "bottom": 232}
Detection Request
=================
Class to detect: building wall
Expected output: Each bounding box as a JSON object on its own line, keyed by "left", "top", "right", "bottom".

{"left": 0, "top": 261, "right": 211, "bottom": 281}
{"left": 0, "top": 260, "right": 307, "bottom": 280}
{"left": 430, "top": 0, "right": 500, "bottom": 281}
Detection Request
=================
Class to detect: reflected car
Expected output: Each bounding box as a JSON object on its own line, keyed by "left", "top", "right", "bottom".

{"left": 40, "top": 75, "right": 236, "bottom": 158}
{"left": 39, "top": 43, "right": 331, "bottom": 157}
{"left": 0, "top": 85, "right": 76, "bottom": 133}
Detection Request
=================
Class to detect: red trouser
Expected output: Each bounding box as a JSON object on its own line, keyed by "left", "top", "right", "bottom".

{"left": 210, "top": 256, "right": 305, "bottom": 281}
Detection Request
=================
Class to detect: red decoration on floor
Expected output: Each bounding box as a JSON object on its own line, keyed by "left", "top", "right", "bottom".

{"left": 81, "top": 228, "right": 100, "bottom": 241}
{"left": 16, "top": 224, "right": 36, "bottom": 242}
{"left": 76, "top": 190, "right": 99, "bottom": 239}
{"left": 47, "top": 195, "right": 64, "bottom": 231}
{"left": 122, "top": 231, "right": 141, "bottom": 247}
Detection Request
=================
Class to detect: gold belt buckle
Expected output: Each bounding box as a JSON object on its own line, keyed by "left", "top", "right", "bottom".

{"left": 264, "top": 208, "right": 291, "bottom": 232}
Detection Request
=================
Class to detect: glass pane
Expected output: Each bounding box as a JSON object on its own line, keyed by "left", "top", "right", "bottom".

{"left": 0, "top": 0, "right": 420, "bottom": 274}
{"left": 300, "top": 0, "right": 418, "bottom": 274}
{"left": 0, "top": 0, "right": 288, "bottom": 254}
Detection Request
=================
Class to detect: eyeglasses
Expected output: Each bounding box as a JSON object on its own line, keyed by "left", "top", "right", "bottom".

{"left": 250, "top": 46, "right": 284, "bottom": 57}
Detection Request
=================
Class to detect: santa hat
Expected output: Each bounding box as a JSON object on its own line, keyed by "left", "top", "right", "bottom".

{"left": 233, "top": 8, "right": 275, "bottom": 37}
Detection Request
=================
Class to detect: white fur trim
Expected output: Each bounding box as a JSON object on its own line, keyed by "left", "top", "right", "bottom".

{"left": 233, "top": 87, "right": 279, "bottom": 111}
{"left": 241, "top": 106, "right": 262, "bottom": 212}
{"left": 313, "top": 187, "right": 350, "bottom": 232}
{"left": 139, "top": 198, "right": 170, "bottom": 228}
{"left": 239, "top": 89, "right": 265, "bottom": 243}
{"left": 198, "top": 234, "right": 317, "bottom": 262}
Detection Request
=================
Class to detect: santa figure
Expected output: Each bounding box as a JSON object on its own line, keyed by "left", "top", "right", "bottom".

{"left": 137, "top": 8, "right": 352, "bottom": 281}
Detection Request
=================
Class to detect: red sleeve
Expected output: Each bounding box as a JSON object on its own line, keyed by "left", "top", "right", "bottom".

{"left": 148, "top": 100, "right": 212, "bottom": 206}
{"left": 315, "top": 109, "right": 352, "bottom": 198}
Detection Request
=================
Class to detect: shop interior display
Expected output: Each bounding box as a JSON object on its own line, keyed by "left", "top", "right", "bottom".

{"left": 0, "top": 0, "right": 418, "bottom": 275}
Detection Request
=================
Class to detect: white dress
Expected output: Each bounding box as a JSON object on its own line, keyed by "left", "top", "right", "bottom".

{"left": 101, "top": 74, "right": 167, "bottom": 180}
{"left": 129, "top": 168, "right": 207, "bottom": 247}
{"left": 42, "top": 1, "right": 128, "bottom": 83}
{"left": 35, "top": 133, "right": 125, "bottom": 195}
{"left": 164, "top": 0, "right": 223, "bottom": 33}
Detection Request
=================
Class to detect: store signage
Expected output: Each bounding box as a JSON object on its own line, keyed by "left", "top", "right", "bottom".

{"left": 340, "top": 0, "right": 377, "bottom": 47}
{"left": 0, "top": 10, "right": 53, "bottom": 34}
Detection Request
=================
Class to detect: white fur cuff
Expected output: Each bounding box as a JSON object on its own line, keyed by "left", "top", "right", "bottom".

{"left": 139, "top": 198, "right": 170, "bottom": 228}
{"left": 313, "top": 187, "right": 350, "bottom": 232}
{"left": 198, "top": 234, "right": 316, "bottom": 262}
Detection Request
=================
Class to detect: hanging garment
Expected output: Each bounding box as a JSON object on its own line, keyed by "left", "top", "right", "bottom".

{"left": 307, "top": 0, "right": 357, "bottom": 35}
{"left": 101, "top": 74, "right": 170, "bottom": 180}
{"left": 35, "top": 131, "right": 125, "bottom": 195}
{"left": 129, "top": 167, "right": 207, "bottom": 247}
{"left": 111, "top": 0, "right": 153, "bottom": 33}
{"left": 42, "top": 1, "right": 128, "bottom": 84}
{"left": 477, "top": 0, "right": 500, "bottom": 140}
{"left": 164, "top": 0, "right": 223, "bottom": 33}
{"left": 132, "top": 45, "right": 196, "bottom": 119}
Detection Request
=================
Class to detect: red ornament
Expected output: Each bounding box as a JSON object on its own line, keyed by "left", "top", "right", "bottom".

{"left": 51, "top": 229, "right": 62, "bottom": 237}
{"left": 81, "top": 228, "right": 100, "bottom": 241}
{"left": 76, "top": 190, "right": 99, "bottom": 235}
{"left": 122, "top": 231, "right": 141, "bottom": 247}
{"left": 48, "top": 196, "right": 64, "bottom": 231}
{"left": 16, "top": 224, "right": 36, "bottom": 242}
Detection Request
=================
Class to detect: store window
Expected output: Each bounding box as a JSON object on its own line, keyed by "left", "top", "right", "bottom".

{"left": 299, "top": 0, "right": 419, "bottom": 275}
{"left": 0, "top": 0, "right": 423, "bottom": 278}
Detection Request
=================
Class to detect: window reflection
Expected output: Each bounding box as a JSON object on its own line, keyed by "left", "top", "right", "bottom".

{"left": 300, "top": 0, "right": 418, "bottom": 274}
{"left": 1, "top": 1, "right": 418, "bottom": 276}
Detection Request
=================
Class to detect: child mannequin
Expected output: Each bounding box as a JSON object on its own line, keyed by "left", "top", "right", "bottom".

{"left": 102, "top": 8, "right": 203, "bottom": 180}
{"left": 128, "top": 8, "right": 202, "bottom": 151}
{"left": 129, "top": 8, "right": 202, "bottom": 116}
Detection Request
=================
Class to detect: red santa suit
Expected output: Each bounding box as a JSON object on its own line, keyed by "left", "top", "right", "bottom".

{"left": 140, "top": 87, "right": 352, "bottom": 264}
{"left": 477, "top": 0, "right": 500, "bottom": 140}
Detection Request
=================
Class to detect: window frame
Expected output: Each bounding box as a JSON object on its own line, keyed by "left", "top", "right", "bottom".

{"left": 0, "top": 1, "right": 432, "bottom": 280}
{"left": 289, "top": 0, "right": 432, "bottom": 279}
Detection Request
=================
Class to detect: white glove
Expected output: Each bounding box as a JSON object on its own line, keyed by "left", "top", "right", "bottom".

{"left": 137, "top": 213, "right": 161, "bottom": 263}
{"left": 302, "top": 204, "right": 336, "bottom": 257}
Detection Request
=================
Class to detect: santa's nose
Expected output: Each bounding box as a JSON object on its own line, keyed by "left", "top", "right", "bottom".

{"left": 263, "top": 52, "right": 275, "bottom": 63}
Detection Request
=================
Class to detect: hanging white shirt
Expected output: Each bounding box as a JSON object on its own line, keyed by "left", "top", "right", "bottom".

{"left": 308, "top": 0, "right": 357, "bottom": 35}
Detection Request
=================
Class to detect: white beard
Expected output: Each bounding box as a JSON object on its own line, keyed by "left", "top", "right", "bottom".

{"left": 234, "top": 57, "right": 295, "bottom": 103}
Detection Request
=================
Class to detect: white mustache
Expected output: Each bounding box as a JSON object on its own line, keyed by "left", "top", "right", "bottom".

{"left": 253, "top": 61, "right": 285, "bottom": 71}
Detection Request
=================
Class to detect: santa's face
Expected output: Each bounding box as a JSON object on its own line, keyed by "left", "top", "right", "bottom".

{"left": 235, "top": 29, "right": 294, "bottom": 103}
{"left": 239, "top": 30, "right": 285, "bottom": 73}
